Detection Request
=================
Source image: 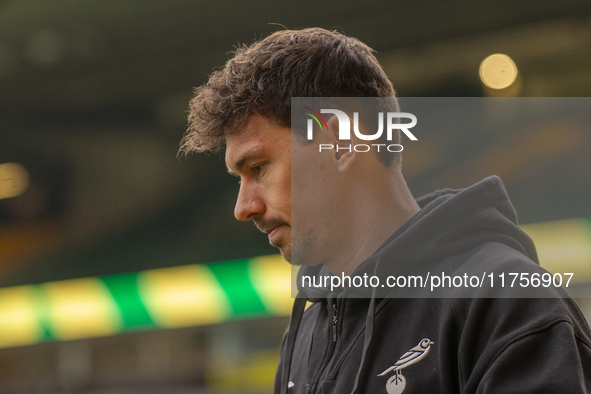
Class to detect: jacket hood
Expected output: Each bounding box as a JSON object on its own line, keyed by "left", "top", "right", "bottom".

{"left": 296, "top": 175, "right": 538, "bottom": 300}
{"left": 282, "top": 176, "right": 542, "bottom": 394}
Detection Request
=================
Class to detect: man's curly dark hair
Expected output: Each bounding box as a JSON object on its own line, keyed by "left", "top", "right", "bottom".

{"left": 180, "top": 27, "right": 400, "bottom": 164}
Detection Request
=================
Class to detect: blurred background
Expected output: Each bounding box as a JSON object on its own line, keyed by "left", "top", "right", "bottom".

{"left": 1, "top": 0, "right": 591, "bottom": 392}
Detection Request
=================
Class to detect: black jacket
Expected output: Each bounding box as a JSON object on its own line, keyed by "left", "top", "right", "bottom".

{"left": 275, "top": 176, "right": 591, "bottom": 393}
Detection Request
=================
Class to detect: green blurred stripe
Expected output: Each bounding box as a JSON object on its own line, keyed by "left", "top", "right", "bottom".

{"left": 101, "top": 273, "right": 154, "bottom": 329}
{"left": 30, "top": 284, "right": 54, "bottom": 342}
{"left": 208, "top": 259, "right": 267, "bottom": 315}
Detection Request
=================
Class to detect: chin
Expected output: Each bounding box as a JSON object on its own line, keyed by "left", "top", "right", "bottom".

{"left": 286, "top": 244, "right": 326, "bottom": 267}
{"left": 272, "top": 232, "right": 292, "bottom": 262}
{"left": 280, "top": 245, "right": 292, "bottom": 263}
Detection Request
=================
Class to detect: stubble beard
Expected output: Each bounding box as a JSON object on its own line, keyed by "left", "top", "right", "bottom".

{"left": 268, "top": 228, "right": 292, "bottom": 263}
{"left": 254, "top": 216, "right": 293, "bottom": 262}
{"left": 256, "top": 218, "right": 324, "bottom": 268}
{"left": 288, "top": 230, "right": 325, "bottom": 268}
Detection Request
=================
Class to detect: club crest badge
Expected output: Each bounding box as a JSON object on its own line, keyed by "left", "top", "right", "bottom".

{"left": 377, "top": 338, "right": 434, "bottom": 394}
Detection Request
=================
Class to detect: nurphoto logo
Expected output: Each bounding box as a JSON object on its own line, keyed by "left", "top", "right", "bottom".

{"left": 303, "top": 107, "right": 418, "bottom": 153}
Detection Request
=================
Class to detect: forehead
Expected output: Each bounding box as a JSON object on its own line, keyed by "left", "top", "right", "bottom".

{"left": 225, "top": 115, "right": 290, "bottom": 169}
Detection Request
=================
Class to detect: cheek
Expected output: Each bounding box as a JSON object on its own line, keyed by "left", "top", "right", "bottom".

{"left": 290, "top": 142, "right": 335, "bottom": 223}
{"left": 283, "top": 179, "right": 292, "bottom": 221}
{"left": 292, "top": 147, "right": 329, "bottom": 193}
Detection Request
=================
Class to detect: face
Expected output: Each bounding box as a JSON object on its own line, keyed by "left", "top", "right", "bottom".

{"left": 226, "top": 114, "right": 293, "bottom": 260}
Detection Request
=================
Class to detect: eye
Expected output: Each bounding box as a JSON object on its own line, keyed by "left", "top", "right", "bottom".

{"left": 251, "top": 163, "right": 264, "bottom": 175}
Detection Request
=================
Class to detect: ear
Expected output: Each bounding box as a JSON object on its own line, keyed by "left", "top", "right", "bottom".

{"left": 326, "top": 114, "right": 358, "bottom": 173}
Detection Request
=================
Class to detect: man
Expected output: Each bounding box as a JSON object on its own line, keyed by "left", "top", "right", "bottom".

{"left": 180, "top": 28, "right": 591, "bottom": 393}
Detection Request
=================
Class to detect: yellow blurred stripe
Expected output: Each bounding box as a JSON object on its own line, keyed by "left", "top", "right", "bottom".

{"left": 138, "top": 265, "right": 231, "bottom": 328}
{"left": 42, "top": 278, "right": 123, "bottom": 340}
{"left": 0, "top": 285, "right": 43, "bottom": 347}
{"left": 248, "top": 255, "right": 293, "bottom": 316}
{"left": 522, "top": 219, "right": 591, "bottom": 284}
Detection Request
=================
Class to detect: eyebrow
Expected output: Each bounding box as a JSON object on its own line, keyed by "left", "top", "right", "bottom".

{"left": 226, "top": 147, "right": 263, "bottom": 177}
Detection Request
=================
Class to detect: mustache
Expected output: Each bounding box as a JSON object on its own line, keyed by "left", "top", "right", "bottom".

{"left": 254, "top": 217, "right": 287, "bottom": 233}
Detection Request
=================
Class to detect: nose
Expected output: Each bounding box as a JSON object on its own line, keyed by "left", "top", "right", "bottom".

{"left": 234, "top": 180, "right": 265, "bottom": 221}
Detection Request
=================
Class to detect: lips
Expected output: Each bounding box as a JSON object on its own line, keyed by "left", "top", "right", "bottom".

{"left": 267, "top": 225, "right": 282, "bottom": 239}
{"left": 255, "top": 218, "right": 285, "bottom": 235}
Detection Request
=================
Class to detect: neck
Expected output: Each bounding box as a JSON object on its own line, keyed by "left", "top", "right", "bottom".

{"left": 325, "top": 165, "right": 420, "bottom": 276}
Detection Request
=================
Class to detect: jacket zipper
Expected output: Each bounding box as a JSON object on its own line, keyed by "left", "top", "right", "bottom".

{"left": 310, "top": 299, "right": 342, "bottom": 391}
{"left": 332, "top": 303, "right": 339, "bottom": 342}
